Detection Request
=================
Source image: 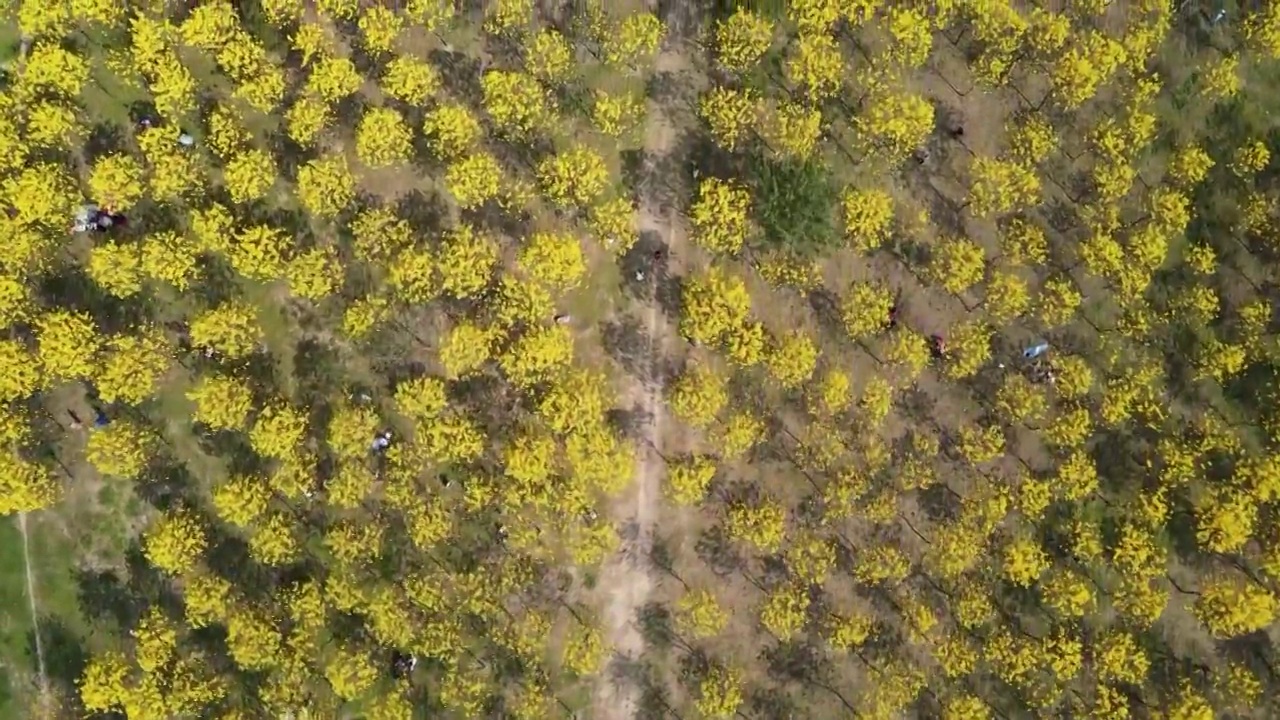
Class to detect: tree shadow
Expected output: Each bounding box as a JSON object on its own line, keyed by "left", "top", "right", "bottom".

{"left": 896, "top": 385, "right": 938, "bottom": 427}
{"left": 293, "top": 337, "right": 348, "bottom": 411}
{"left": 449, "top": 370, "right": 519, "bottom": 438}
{"left": 646, "top": 68, "right": 699, "bottom": 116}
{"left": 932, "top": 101, "right": 965, "bottom": 139}
{"left": 618, "top": 230, "right": 664, "bottom": 303}
{"left": 461, "top": 199, "right": 533, "bottom": 241}
{"left": 649, "top": 533, "right": 681, "bottom": 583}
{"left": 187, "top": 254, "right": 241, "bottom": 311}
{"left": 917, "top": 477, "right": 964, "bottom": 524}
{"left": 125, "top": 542, "right": 186, "bottom": 613}
{"left": 747, "top": 682, "right": 799, "bottom": 720}
{"left": 1035, "top": 195, "right": 1079, "bottom": 244}
{"left": 656, "top": 278, "right": 684, "bottom": 326}
{"left": 602, "top": 315, "right": 650, "bottom": 379}
{"left": 29, "top": 617, "right": 87, "bottom": 690}
{"left": 694, "top": 523, "right": 744, "bottom": 577}
{"left": 604, "top": 650, "right": 647, "bottom": 696}
{"left": 243, "top": 203, "right": 314, "bottom": 245}
{"left": 1222, "top": 359, "right": 1278, "bottom": 420}
{"left": 134, "top": 458, "right": 199, "bottom": 512}
{"left": 806, "top": 287, "right": 846, "bottom": 339}
{"left": 365, "top": 331, "right": 417, "bottom": 387}
{"left": 626, "top": 136, "right": 695, "bottom": 216}
{"left": 195, "top": 430, "right": 265, "bottom": 478}
{"left": 636, "top": 674, "right": 675, "bottom": 720}
{"left": 759, "top": 554, "right": 791, "bottom": 589}
{"left": 918, "top": 178, "right": 969, "bottom": 240}
{"left": 1088, "top": 425, "right": 1159, "bottom": 500}
{"left": 607, "top": 404, "right": 653, "bottom": 443}
{"left": 75, "top": 567, "right": 143, "bottom": 629}
{"left": 331, "top": 93, "right": 372, "bottom": 139}
{"left": 395, "top": 189, "right": 451, "bottom": 239}
{"left": 204, "top": 532, "right": 281, "bottom": 603}
{"left": 637, "top": 601, "right": 673, "bottom": 650}
{"left": 35, "top": 269, "right": 152, "bottom": 338}
{"left": 486, "top": 645, "right": 530, "bottom": 688}
{"left": 656, "top": 0, "right": 712, "bottom": 36}
{"left": 489, "top": 131, "right": 556, "bottom": 182}
{"left": 725, "top": 365, "right": 770, "bottom": 413}
{"left": 428, "top": 48, "right": 484, "bottom": 107}
{"left": 270, "top": 126, "right": 319, "bottom": 185}
{"left": 232, "top": 343, "right": 290, "bottom": 397}
{"left": 675, "top": 646, "right": 711, "bottom": 688}
{"left": 83, "top": 122, "right": 129, "bottom": 164}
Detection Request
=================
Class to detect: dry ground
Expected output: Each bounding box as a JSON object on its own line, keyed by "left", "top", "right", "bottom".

{"left": 591, "top": 8, "right": 696, "bottom": 715}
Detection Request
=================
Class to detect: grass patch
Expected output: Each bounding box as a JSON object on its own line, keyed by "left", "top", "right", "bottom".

{"left": 27, "top": 517, "right": 86, "bottom": 634}
{"left": 749, "top": 153, "right": 838, "bottom": 255}
{"left": 0, "top": 512, "right": 95, "bottom": 713}
{"left": 0, "top": 519, "right": 32, "bottom": 717}
{"left": 710, "top": 0, "right": 787, "bottom": 22}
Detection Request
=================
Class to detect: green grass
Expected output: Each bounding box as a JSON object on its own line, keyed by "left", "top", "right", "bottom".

{"left": 0, "top": 519, "right": 35, "bottom": 716}
{"left": 0, "top": 513, "right": 95, "bottom": 714}
{"left": 0, "top": 25, "right": 20, "bottom": 67}
{"left": 27, "top": 515, "right": 89, "bottom": 634}
{"left": 749, "top": 153, "right": 839, "bottom": 255}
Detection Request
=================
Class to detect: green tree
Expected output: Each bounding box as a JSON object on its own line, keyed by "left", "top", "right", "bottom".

{"left": 751, "top": 155, "right": 837, "bottom": 254}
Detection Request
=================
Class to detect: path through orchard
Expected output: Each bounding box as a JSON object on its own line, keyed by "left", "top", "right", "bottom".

{"left": 592, "top": 20, "right": 692, "bottom": 720}
{"left": 12, "top": 36, "right": 49, "bottom": 706}
{"left": 17, "top": 513, "right": 47, "bottom": 693}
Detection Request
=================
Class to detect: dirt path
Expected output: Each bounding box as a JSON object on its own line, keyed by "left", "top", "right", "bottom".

{"left": 593, "top": 22, "right": 692, "bottom": 720}
{"left": 594, "top": 290, "right": 664, "bottom": 719}
{"left": 19, "top": 33, "right": 65, "bottom": 692}
{"left": 17, "top": 513, "right": 47, "bottom": 692}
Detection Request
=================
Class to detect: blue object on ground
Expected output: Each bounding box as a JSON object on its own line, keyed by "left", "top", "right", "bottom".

{"left": 1023, "top": 342, "right": 1049, "bottom": 360}
{"left": 72, "top": 204, "right": 100, "bottom": 232}
{"left": 93, "top": 409, "right": 110, "bottom": 428}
